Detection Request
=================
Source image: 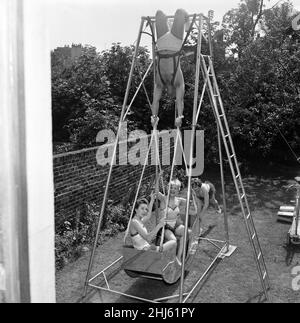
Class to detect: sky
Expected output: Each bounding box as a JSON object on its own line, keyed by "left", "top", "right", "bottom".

{"left": 47, "top": 0, "right": 300, "bottom": 52}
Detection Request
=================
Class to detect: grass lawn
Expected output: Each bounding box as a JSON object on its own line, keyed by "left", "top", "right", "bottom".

{"left": 55, "top": 164, "right": 300, "bottom": 303}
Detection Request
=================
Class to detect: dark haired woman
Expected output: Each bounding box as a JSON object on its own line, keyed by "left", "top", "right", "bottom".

{"left": 130, "top": 194, "right": 177, "bottom": 252}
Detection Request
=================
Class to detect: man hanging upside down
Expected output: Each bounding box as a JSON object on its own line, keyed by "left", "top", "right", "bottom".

{"left": 151, "top": 9, "right": 190, "bottom": 128}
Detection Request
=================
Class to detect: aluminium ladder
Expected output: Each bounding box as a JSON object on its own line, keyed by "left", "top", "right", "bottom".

{"left": 201, "top": 54, "right": 270, "bottom": 300}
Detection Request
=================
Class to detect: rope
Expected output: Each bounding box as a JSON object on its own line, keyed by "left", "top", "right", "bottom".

{"left": 178, "top": 129, "right": 190, "bottom": 177}
{"left": 195, "top": 65, "right": 211, "bottom": 123}
{"left": 123, "top": 62, "right": 153, "bottom": 121}
{"left": 159, "top": 127, "right": 181, "bottom": 248}
{"left": 135, "top": 60, "right": 152, "bottom": 108}
{"left": 123, "top": 129, "right": 157, "bottom": 244}
{"left": 123, "top": 120, "right": 166, "bottom": 245}
{"left": 154, "top": 125, "right": 166, "bottom": 195}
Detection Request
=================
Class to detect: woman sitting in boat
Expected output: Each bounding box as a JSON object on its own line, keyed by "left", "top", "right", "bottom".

{"left": 155, "top": 179, "right": 198, "bottom": 265}
{"left": 130, "top": 195, "right": 177, "bottom": 253}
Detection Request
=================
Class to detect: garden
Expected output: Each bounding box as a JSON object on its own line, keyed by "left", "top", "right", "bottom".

{"left": 52, "top": 0, "right": 300, "bottom": 303}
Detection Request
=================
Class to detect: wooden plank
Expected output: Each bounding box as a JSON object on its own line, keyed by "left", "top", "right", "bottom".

{"left": 278, "top": 217, "right": 293, "bottom": 224}
{"left": 123, "top": 247, "right": 175, "bottom": 276}
{"left": 280, "top": 206, "right": 295, "bottom": 212}
{"left": 278, "top": 212, "right": 294, "bottom": 217}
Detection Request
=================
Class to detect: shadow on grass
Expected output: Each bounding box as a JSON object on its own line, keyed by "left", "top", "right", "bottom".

{"left": 186, "top": 258, "right": 222, "bottom": 303}
{"left": 245, "top": 291, "right": 268, "bottom": 304}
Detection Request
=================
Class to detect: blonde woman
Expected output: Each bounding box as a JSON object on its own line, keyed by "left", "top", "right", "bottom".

{"left": 156, "top": 179, "right": 198, "bottom": 265}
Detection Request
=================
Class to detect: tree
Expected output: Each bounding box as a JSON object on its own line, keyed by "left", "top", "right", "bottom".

{"left": 52, "top": 43, "right": 155, "bottom": 150}
{"left": 222, "top": 0, "right": 265, "bottom": 57}
{"left": 52, "top": 45, "right": 117, "bottom": 148}
{"left": 100, "top": 43, "right": 154, "bottom": 132}
{"left": 220, "top": 1, "right": 300, "bottom": 162}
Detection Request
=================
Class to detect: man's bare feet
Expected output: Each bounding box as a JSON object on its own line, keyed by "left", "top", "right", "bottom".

{"left": 151, "top": 115, "right": 159, "bottom": 127}
{"left": 175, "top": 116, "right": 184, "bottom": 128}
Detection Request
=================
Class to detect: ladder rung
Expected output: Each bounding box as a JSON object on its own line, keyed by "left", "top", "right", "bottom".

{"left": 236, "top": 174, "right": 240, "bottom": 179}
{"left": 241, "top": 194, "right": 245, "bottom": 199}
{"left": 263, "top": 272, "right": 267, "bottom": 280}
{"left": 247, "top": 213, "right": 251, "bottom": 220}
{"left": 224, "top": 134, "right": 230, "bottom": 138}
{"left": 230, "top": 154, "right": 235, "bottom": 159}
{"left": 257, "top": 252, "right": 262, "bottom": 260}
{"left": 252, "top": 233, "right": 256, "bottom": 240}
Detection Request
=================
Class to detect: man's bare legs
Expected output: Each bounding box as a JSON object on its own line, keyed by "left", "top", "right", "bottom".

{"left": 152, "top": 9, "right": 189, "bottom": 128}
{"left": 174, "top": 66, "right": 185, "bottom": 128}
{"left": 171, "top": 9, "right": 189, "bottom": 40}
{"left": 172, "top": 9, "right": 189, "bottom": 126}
{"left": 151, "top": 84, "right": 163, "bottom": 127}
{"left": 156, "top": 10, "right": 169, "bottom": 39}
{"left": 151, "top": 10, "right": 168, "bottom": 127}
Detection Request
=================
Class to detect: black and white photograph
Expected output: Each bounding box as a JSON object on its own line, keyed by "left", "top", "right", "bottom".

{"left": 0, "top": 0, "right": 300, "bottom": 306}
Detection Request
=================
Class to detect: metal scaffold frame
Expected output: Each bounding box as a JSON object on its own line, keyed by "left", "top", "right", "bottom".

{"left": 83, "top": 10, "right": 269, "bottom": 304}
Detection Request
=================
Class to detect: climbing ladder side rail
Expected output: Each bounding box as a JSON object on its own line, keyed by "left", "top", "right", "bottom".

{"left": 83, "top": 18, "right": 146, "bottom": 297}
{"left": 200, "top": 55, "right": 269, "bottom": 299}
{"left": 206, "top": 56, "right": 270, "bottom": 287}
{"left": 207, "top": 57, "right": 250, "bottom": 207}
{"left": 205, "top": 14, "right": 230, "bottom": 252}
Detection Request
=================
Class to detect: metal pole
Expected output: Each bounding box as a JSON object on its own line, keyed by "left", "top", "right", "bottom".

{"left": 123, "top": 62, "right": 153, "bottom": 120}
{"left": 179, "top": 13, "right": 203, "bottom": 303}
{"left": 83, "top": 18, "right": 145, "bottom": 297}
{"left": 206, "top": 13, "right": 230, "bottom": 253}
{"left": 203, "top": 14, "right": 230, "bottom": 253}
{"left": 151, "top": 19, "right": 160, "bottom": 225}
{"left": 183, "top": 243, "right": 227, "bottom": 303}
{"left": 88, "top": 284, "right": 158, "bottom": 304}
{"left": 217, "top": 125, "right": 230, "bottom": 252}
{"left": 203, "top": 56, "right": 269, "bottom": 300}
{"left": 295, "top": 185, "right": 300, "bottom": 236}
{"left": 143, "top": 14, "right": 201, "bottom": 21}
{"left": 207, "top": 11, "right": 214, "bottom": 63}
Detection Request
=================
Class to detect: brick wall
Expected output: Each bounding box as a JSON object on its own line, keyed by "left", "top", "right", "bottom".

{"left": 53, "top": 134, "right": 175, "bottom": 219}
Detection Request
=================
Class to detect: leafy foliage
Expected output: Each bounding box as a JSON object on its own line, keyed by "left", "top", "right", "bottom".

{"left": 52, "top": 0, "right": 300, "bottom": 165}
{"left": 55, "top": 200, "right": 132, "bottom": 270}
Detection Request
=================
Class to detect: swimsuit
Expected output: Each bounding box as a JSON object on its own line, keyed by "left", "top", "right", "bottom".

{"left": 157, "top": 32, "right": 183, "bottom": 52}
{"left": 156, "top": 32, "right": 183, "bottom": 87}
{"left": 164, "top": 202, "right": 181, "bottom": 231}
{"left": 157, "top": 198, "right": 181, "bottom": 242}
{"left": 131, "top": 219, "right": 151, "bottom": 251}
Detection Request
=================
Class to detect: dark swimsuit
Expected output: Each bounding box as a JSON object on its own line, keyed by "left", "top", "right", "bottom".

{"left": 156, "top": 51, "right": 182, "bottom": 87}
{"left": 156, "top": 204, "right": 181, "bottom": 244}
